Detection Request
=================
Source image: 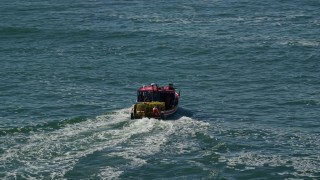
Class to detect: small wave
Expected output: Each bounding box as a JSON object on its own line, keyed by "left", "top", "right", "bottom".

{"left": 97, "top": 167, "right": 124, "bottom": 180}
{"left": 0, "top": 116, "right": 88, "bottom": 137}
{"left": 167, "top": 107, "right": 194, "bottom": 120}
{"left": 278, "top": 99, "right": 319, "bottom": 106}
{"left": 278, "top": 39, "right": 320, "bottom": 47}
{"left": 0, "top": 26, "right": 40, "bottom": 35}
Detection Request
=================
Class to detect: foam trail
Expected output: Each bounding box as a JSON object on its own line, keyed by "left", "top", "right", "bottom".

{"left": 98, "top": 116, "right": 211, "bottom": 178}
{"left": 1, "top": 108, "right": 131, "bottom": 178}
{"left": 1, "top": 108, "right": 212, "bottom": 179}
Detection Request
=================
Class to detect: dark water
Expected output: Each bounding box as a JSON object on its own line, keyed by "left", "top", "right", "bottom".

{"left": 1, "top": 0, "right": 320, "bottom": 179}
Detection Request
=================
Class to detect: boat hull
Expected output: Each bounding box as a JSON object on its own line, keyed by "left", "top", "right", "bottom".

{"left": 131, "top": 84, "right": 180, "bottom": 120}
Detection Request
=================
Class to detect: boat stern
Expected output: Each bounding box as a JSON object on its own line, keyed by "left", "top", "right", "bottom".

{"left": 131, "top": 102, "right": 165, "bottom": 119}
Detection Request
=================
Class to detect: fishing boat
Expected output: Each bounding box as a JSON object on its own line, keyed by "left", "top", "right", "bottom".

{"left": 131, "top": 83, "right": 180, "bottom": 120}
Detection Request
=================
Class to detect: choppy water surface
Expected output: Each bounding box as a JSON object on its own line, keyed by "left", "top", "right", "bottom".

{"left": 1, "top": 0, "right": 319, "bottom": 179}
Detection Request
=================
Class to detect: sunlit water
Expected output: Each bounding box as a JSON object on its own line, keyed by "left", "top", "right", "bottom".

{"left": 1, "top": 0, "right": 319, "bottom": 179}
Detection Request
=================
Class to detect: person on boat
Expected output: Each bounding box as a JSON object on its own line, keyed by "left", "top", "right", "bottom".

{"left": 153, "top": 106, "right": 160, "bottom": 117}
{"left": 165, "top": 95, "right": 173, "bottom": 109}
{"left": 138, "top": 93, "right": 143, "bottom": 102}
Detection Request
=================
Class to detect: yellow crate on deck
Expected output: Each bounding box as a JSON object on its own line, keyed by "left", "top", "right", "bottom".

{"left": 136, "top": 102, "right": 165, "bottom": 117}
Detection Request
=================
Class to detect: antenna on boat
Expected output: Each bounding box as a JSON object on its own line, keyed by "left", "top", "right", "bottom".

{"left": 151, "top": 83, "right": 155, "bottom": 101}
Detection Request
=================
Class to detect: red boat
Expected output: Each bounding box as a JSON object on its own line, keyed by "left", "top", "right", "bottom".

{"left": 131, "top": 83, "right": 180, "bottom": 120}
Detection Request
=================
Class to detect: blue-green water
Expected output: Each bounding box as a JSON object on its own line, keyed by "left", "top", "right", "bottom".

{"left": 1, "top": 0, "right": 319, "bottom": 179}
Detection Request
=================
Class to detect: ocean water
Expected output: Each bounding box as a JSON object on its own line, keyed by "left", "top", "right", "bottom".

{"left": 1, "top": 0, "right": 319, "bottom": 179}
